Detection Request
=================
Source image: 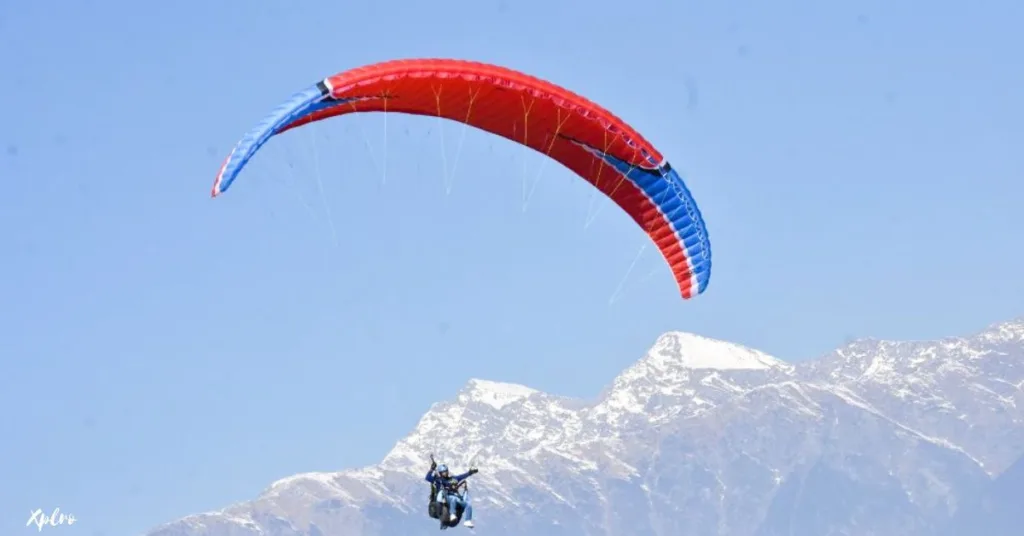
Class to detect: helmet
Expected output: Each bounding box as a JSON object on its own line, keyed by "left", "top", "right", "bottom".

{"left": 437, "top": 464, "right": 449, "bottom": 476}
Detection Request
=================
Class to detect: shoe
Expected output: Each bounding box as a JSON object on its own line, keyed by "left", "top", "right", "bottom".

{"left": 463, "top": 520, "right": 474, "bottom": 529}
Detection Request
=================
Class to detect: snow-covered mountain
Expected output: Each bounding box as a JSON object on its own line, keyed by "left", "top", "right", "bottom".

{"left": 146, "top": 317, "right": 1024, "bottom": 536}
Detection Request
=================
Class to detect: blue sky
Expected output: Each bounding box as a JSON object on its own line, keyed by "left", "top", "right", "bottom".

{"left": 1, "top": 0, "right": 1022, "bottom": 534}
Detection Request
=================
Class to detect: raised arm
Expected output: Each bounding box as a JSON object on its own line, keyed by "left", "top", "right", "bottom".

{"left": 452, "top": 467, "right": 479, "bottom": 482}
{"left": 425, "top": 456, "right": 438, "bottom": 483}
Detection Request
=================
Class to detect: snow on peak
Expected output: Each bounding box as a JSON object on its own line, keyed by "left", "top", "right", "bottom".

{"left": 589, "top": 331, "right": 792, "bottom": 426}
{"left": 460, "top": 378, "right": 538, "bottom": 409}
{"left": 977, "top": 318, "right": 1024, "bottom": 344}
{"left": 648, "top": 331, "right": 788, "bottom": 371}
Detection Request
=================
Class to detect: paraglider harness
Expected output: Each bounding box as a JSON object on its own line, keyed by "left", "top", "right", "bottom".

{"left": 427, "top": 455, "right": 469, "bottom": 530}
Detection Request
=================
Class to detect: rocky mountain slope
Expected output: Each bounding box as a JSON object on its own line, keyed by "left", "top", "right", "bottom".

{"left": 146, "top": 318, "right": 1024, "bottom": 536}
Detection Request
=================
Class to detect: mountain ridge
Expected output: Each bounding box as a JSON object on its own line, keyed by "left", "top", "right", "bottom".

{"left": 146, "top": 316, "right": 1024, "bottom": 536}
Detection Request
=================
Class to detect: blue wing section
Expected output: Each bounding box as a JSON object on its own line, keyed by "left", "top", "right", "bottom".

{"left": 625, "top": 164, "right": 712, "bottom": 295}
{"left": 213, "top": 85, "right": 335, "bottom": 196}
{"left": 562, "top": 135, "right": 712, "bottom": 296}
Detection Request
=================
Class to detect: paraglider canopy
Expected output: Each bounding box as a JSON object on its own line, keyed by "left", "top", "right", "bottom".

{"left": 213, "top": 58, "right": 712, "bottom": 299}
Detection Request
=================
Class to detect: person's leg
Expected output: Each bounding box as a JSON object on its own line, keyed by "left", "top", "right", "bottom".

{"left": 446, "top": 494, "right": 459, "bottom": 521}
{"left": 453, "top": 492, "right": 473, "bottom": 526}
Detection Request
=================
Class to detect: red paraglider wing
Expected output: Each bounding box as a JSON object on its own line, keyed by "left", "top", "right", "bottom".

{"left": 213, "top": 59, "right": 712, "bottom": 298}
